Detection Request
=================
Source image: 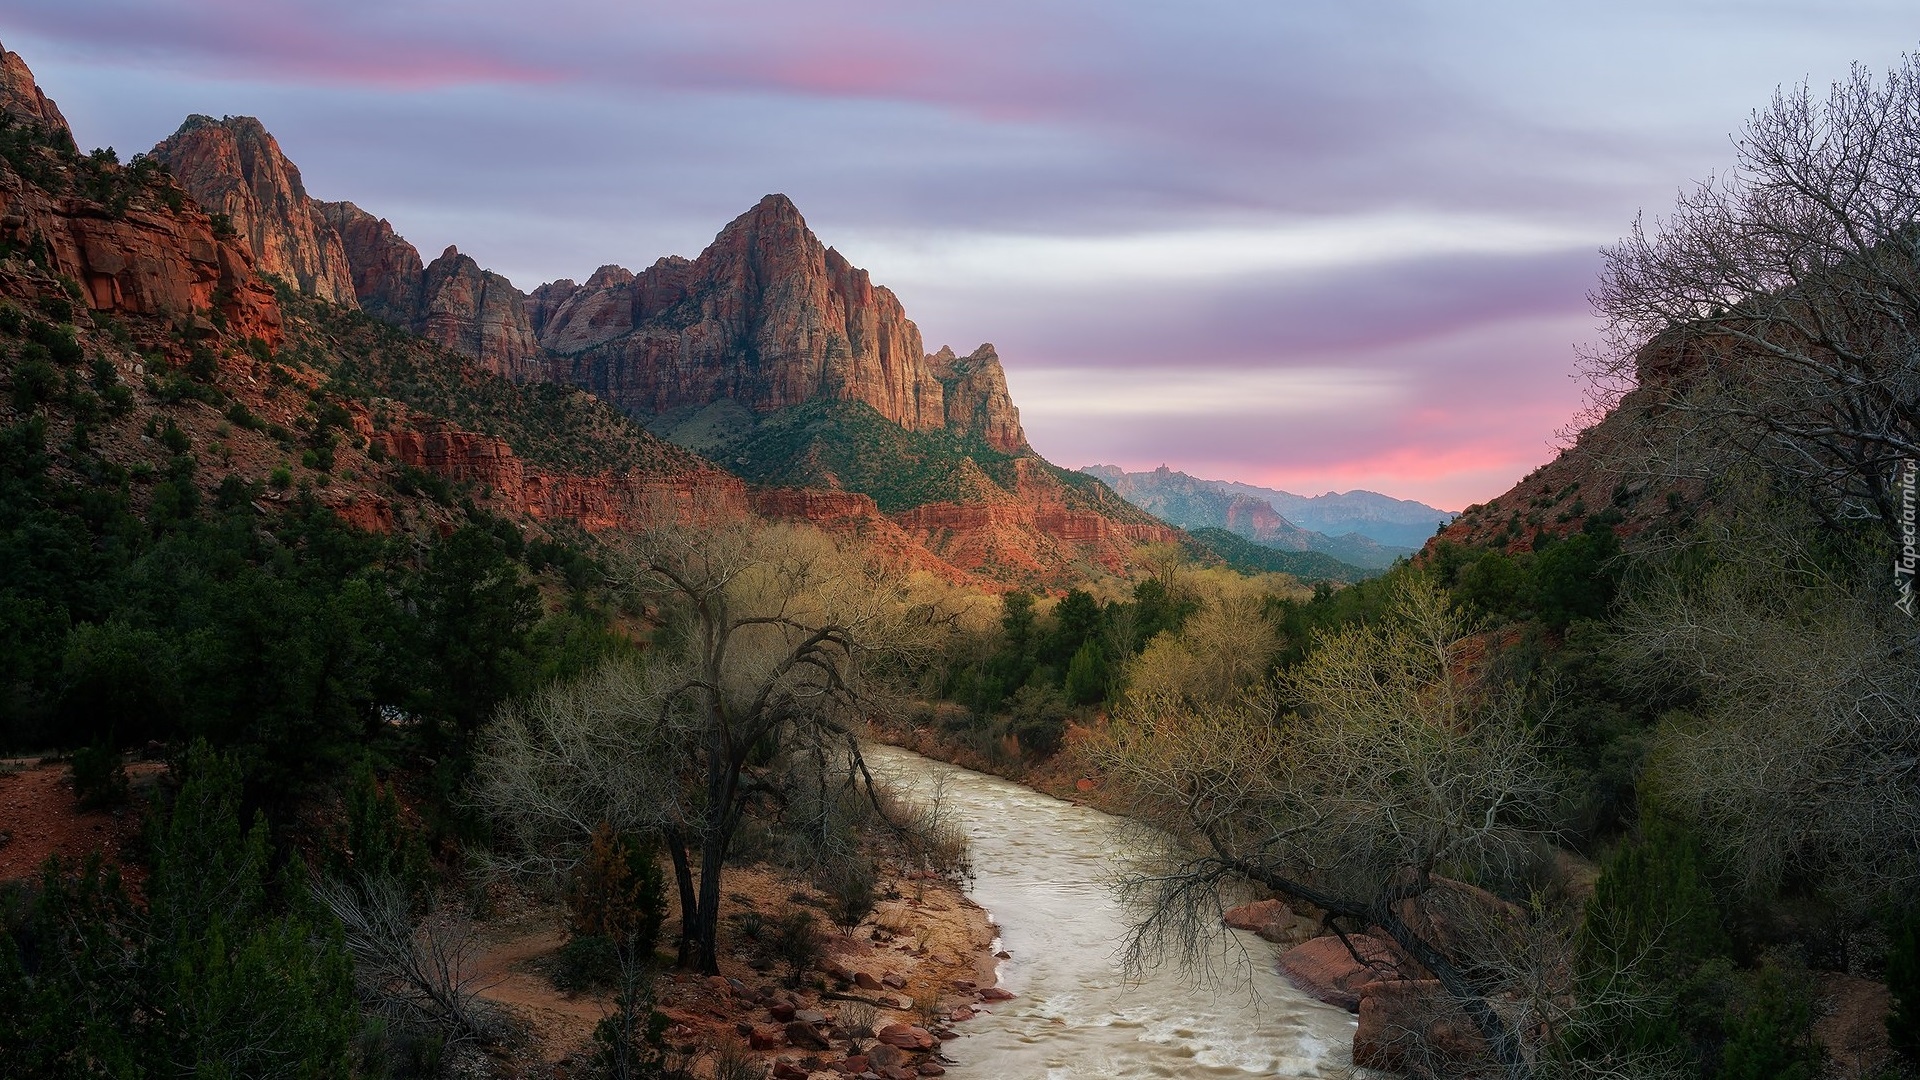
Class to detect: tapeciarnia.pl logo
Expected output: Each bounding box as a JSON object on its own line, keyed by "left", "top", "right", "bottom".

{"left": 1897, "top": 458, "right": 1917, "bottom": 618}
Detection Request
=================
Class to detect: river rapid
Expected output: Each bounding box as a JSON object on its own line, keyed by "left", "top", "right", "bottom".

{"left": 862, "top": 743, "right": 1358, "bottom": 1079}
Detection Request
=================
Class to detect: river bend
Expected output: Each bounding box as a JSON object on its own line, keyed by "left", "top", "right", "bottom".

{"left": 864, "top": 743, "right": 1357, "bottom": 1079}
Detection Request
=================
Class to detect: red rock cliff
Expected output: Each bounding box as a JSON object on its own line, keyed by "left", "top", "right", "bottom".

{"left": 542, "top": 195, "right": 952, "bottom": 433}
{"left": 927, "top": 344, "right": 1027, "bottom": 453}
{"left": 0, "top": 44, "right": 69, "bottom": 141}
{"left": 315, "top": 200, "right": 424, "bottom": 325}
{"left": 0, "top": 51, "right": 279, "bottom": 344}
{"left": 417, "top": 245, "right": 545, "bottom": 383}
{"left": 150, "top": 115, "right": 358, "bottom": 307}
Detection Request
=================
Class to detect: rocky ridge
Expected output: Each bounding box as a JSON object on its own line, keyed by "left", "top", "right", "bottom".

{"left": 1084, "top": 464, "right": 1409, "bottom": 569}
{"left": 134, "top": 106, "right": 1164, "bottom": 584}
{"left": 150, "top": 115, "right": 358, "bottom": 307}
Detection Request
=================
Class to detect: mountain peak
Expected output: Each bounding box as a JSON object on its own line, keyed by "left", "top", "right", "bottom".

{"left": 151, "top": 113, "right": 358, "bottom": 306}
{"left": 0, "top": 41, "right": 71, "bottom": 146}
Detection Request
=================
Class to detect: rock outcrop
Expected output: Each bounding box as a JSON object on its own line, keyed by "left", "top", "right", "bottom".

{"left": 1275, "top": 934, "right": 1408, "bottom": 1012}
{"left": 0, "top": 53, "right": 280, "bottom": 344}
{"left": 314, "top": 202, "right": 543, "bottom": 382}
{"left": 415, "top": 245, "right": 544, "bottom": 382}
{"left": 0, "top": 43, "right": 69, "bottom": 140}
{"left": 375, "top": 416, "right": 751, "bottom": 531}
{"left": 315, "top": 200, "right": 423, "bottom": 324}
{"left": 539, "top": 195, "right": 1028, "bottom": 449}
{"left": 928, "top": 344, "right": 1026, "bottom": 453}
{"left": 151, "top": 115, "right": 358, "bottom": 306}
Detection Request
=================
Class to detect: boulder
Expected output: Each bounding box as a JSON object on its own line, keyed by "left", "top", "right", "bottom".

{"left": 1353, "top": 978, "right": 1487, "bottom": 1075}
{"left": 978, "top": 986, "right": 1015, "bottom": 1002}
{"left": 882, "top": 972, "right": 908, "bottom": 990}
{"left": 855, "top": 971, "right": 884, "bottom": 991}
{"left": 1222, "top": 898, "right": 1315, "bottom": 943}
{"left": 768, "top": 1002, "right": 797, "bottom": 1022}
{"left": 1276, "top": 935, "right": 1406, "bottom": 1012}
{"left": 749, "top": 1025, "right": 784, "bottom": 1051}
{"left": 867, "top": 1044, "right": 906, "bottom": 1069}
{"left": 785, "top": 1020, "right": 831, "bottom": 1051}
{"left": 772, "top": 1063, "right": 809, "bottom": 1080}
{"left": 875, "top": 1023, "right": 937, "bottom": 1051}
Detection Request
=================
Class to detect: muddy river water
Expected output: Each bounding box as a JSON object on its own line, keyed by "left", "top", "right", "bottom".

{"left": 863, "top": 743, "right": 1358, "bottom": 1079}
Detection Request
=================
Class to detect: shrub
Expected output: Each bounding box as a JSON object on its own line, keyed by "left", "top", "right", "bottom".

{"left": 773, "top": 908, "right": 820, "bottom": 988}
{"left": 1719, "top": 962, "right": 1824, "bottom": 1080}
{"left": 68, "top": 741, "right": 128, "bottom": 809}
{"left": 567, "top": 823, "right": 666, "bottom": 958}
{"left": 10, "top": 356, "right": 57, "bottom": 410}
{"left": 1890, "top": 902, "right": 1920, "bottom": 1067}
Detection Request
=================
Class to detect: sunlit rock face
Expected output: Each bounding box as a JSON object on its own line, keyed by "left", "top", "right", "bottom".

{"left": 535, "top": 195, "right": 1027, "bottom": 449}
{"left": 151, "top": 115, "right": 359, "bottom": 308}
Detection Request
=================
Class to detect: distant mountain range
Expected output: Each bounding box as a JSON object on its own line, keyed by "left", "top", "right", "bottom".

{"left": 1080, "top": 465, "right": 1454, "bottom": 568}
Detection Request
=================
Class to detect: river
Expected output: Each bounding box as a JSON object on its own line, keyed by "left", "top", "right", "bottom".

{"left": 863, "top": 743, "right": 1358, "bottom": 1079}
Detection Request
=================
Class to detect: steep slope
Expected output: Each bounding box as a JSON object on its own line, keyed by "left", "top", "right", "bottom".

{"left": 1184, "top": 527, "right": 1370, "bottom": 583}
{"left": 144, "top": 110, "right": 1169, "bottom": 584}
{"left": 535, "top": 194, "right": 1026, "bottom": 452}
{"left": 1430, "top": 388, "right": 1694, "bottom": 554}
{"left": 150, "top": 115, "right": 358, "bottom": 307}
{"left": 150, "top": 119, "right": 545, "bottom": 382}
{"left": 1082, "top": 465, "right": 1410, "bottom": 569}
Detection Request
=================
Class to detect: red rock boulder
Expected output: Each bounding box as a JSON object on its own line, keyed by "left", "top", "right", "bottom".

{"left": 1276, "top": 935, "right": 1407, "bottom": 1012}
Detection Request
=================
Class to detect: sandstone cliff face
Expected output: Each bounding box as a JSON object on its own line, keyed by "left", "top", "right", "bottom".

{"left": 377, "top": 417, "right": 752, "bottom": 530}
{"left": 151, "top": 115, "right": 358, "bottom": 307}
{"left": 315, "top": 200, "right": 423, "bottom": 324}
{"left": 540, "top": 195, "right": 1027, "bottom": 450}
{"left": 309, "top": 198, "right": 544, "bottom": 382}
{"left": 927, "top": 344, "right": 1026, "bottom": 453}
{"left": 0, "top": 58, "right": 279, "bottom": 344}
{"left": 0, "top": 44, "right": 69, "bottom": 140}
{"left": 417, "top": 246, "right": 545, "bottom": 383}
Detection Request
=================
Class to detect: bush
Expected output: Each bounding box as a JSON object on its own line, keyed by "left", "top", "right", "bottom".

{"left": 1007, "top": 683, "right": 1069, "bottom": 758}
{"left": 773, "top": 908, "right": 820, "bottom": 988}
{"left": 567, "top": 823, "right": 666, "bottom": 958}
{"left": 67, "top": 741, "right": 127, "bottom": 809}
{"left": 821, "top": 856, "right": 877, "bottom": 934}
{"left": 1890, "top": 902, "right": 1920, "bottom": 1067}
{"left": 1719, "top": 962, "right": 1824, "bottom": 1080}
{"left": 10, "top": 356, "right": 57, "bottom": 410}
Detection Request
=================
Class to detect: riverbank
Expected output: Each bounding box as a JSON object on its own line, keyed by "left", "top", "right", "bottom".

{"left": 470, "top": 855, "right": 1001, "bottom": 1079}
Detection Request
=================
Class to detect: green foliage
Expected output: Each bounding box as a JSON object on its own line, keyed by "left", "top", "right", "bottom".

{"left": 1063, "top": 639, "right": 1108, "bottom": 706}
{"left": 335, "top": 762, "right": 432, "bottom": 905}
{"left": 1007, "top": 683, "right": 1069, "bottom": 757}
{"left": 0, "top": 743, "right": 356, "bottom": 1078}
{"left": 67, "top": 740, "right": 128, "bottom": 810}
{"left": 1890, "top": 902, "right": 1920, "bottom": 1067}
{"left": 1719, "top": 962, "right": 1825, "bottom": 1080}
{"left": 1582, "top": 810, "right": 1729, "bottom": 975}
{"left": 1185, "top": 525, "right": 1371, "bottom": 583}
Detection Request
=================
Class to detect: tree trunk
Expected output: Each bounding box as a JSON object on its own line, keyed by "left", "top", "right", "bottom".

{"left": 663, "top": 826, "right": 699, "bottom": 969}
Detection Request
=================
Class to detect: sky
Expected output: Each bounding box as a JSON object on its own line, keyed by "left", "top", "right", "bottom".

{"left": 9, "top": 2, "right": 1920, "bottom": 509}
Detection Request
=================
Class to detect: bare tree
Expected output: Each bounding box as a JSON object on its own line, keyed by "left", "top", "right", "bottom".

{"left": 475, "top": 513, "right": 951, "bottom": 973}
{"left": 1091, "top": 578, "right": 1565, "bottom": 1080}
{"left": 311, "top": 875, "right": 497, "bottom": 1047}
{"left": 1612, "top": 500, "right": 1920, "bottom": 911}
{"left": 1584, "top": 55, "right": 1920, "bottom": 538}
